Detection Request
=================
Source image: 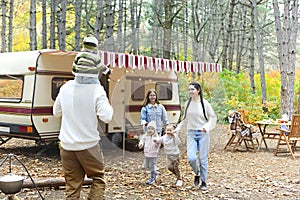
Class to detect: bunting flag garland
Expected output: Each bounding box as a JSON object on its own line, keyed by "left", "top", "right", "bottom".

{"left": 39, "top": 49, "right": 221, "bottom": 73}
{"left": 99, "top": 50, "right": 222, "bottom": 73}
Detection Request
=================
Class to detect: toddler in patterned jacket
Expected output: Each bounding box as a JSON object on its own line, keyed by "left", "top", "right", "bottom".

{"left": 138, "top": 121, "right": 160, "bottom": 185}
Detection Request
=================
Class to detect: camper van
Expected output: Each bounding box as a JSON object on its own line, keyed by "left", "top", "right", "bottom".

{"left": 0, "top": 49, "right": 181, "bottom": 148}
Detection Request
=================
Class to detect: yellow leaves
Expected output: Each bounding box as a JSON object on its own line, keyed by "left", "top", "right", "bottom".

{"left": 1, "top": 129, "right": 300, "bottom": 199}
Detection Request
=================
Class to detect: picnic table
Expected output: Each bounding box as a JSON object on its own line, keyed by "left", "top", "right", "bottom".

{"left": 255, "top": 120, "right": 291, "bottom": 150}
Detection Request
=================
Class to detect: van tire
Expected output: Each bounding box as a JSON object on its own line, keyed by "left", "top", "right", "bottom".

{"left": 111, "top": 133, "right": 123, "bottom": 148}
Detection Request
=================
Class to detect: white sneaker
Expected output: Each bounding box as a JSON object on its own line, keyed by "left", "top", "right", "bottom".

{"left": 155, "top": 170, "right": 159, "bottom": 179}
{"left": 176, "top": 179, "right": 183, "bottom": 186}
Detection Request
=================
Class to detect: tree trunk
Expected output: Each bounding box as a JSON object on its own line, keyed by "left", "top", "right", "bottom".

{"left": 123, "top": 0, "right": 127, "bottom": 53}
{"left": 191, "top": 0, "right": 197, "bottom": 61}
{"left": 105, "top": 0, "right": 115, "bottom": 51}
{"left": 50, "top": 0, "right": 56, "bottom": 49}
{"left": 84, "top": 0, "right": 94, "bottom": 35}
{"left": 208, "top": 0, "right": 222, "bottom": 63}
{"left": 281, "top": 1, "right": 291, "bottom": 117}
{"left": 57, "top": 0, "right": 67, "bottom": 50}
{"left": 151, "top": 0, "right": 159, "bottom": 57}
{"left": 95, "top": 0, "right": 104, "bottom": 44}
{"left": 135, "top": 0, "right": 142, "bottom": 55}
{"left": 116, "top": 0, "right": 123, "bottom": 52}
{"left": 1, "top": 0, "right": 6, "bottom": 52}
{"left": 249, "top": 8, "right": 255, "bottom": 94}
{"left": 8, "top": 0, "right": 13, "bottom": 52}
{"left": 129, "top": 0, "right": 137, "bottom": 54}
{"left": 183, "top": 0, "right": 188, "bottom": 61}
{"left": 163, "top": 24, "right": 172, "bottom": 59}
{"left": 273, "top": 0, "right": 298, "bottom": 117}
{"left": 287, "top": 0, "right": 299, "bottom": 116}
{"left": 192, "top": 0, "right": 203, "bottom": 62}
{"left": 236, "top": 6, "right": 247, "bottom": 74}
{"left": 158, "top": 1, "right": 164, "bottom": 58}
{"left": 227, "top": 0, "right": 236, "bottom": 70}
{"left": 253, "top": 0, "right": 267, "bottom": 104}
{"left": 75, "top": 0, "right": 82, "bottom": 51}
{"left": 41, "top": 0, "right": 47, "bottom": 49}
{"left": 29, "top": 0, "right": 37, "bottom": 50}
{"left": 273, "top": 0, "right": 286, "bottom": 116}
{"left": 228, "top": 29, "right": 234, "bottom": 71}
{"left": 173, "top": 22, "right": 178, "bottom": 59}
{"left": 220, "top": 1, "right": 228, "bottom": 69}
{"left": 161, "top": 0, "right": 185, "bottom": 59}
{"left": 128, "top": 0, "right": 142, "bottom": 54}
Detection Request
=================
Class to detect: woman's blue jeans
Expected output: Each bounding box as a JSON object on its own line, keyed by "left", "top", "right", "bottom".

{"left": 186, "top": 130, "right": 210, "bottom": 182}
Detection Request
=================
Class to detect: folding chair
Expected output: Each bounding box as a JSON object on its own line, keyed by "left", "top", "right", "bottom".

{"left": 240, "top": 123, "right": 259, "bottom": 152}
{"left": 274, "top": 114, "right": 300, "bottom": 159}
{"left": 224, "top": 110, "right": 243, "bottom": 151}
{"left": 225, "top": 110, "right": 259, "bottom": 152}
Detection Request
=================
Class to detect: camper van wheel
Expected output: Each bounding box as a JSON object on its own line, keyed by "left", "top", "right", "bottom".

{"left": 111, "top": 133, "right": 123, "bottom": 148}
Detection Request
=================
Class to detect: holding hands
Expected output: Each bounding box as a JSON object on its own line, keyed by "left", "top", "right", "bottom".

{"left": 138, "top": 143, "right": 143, "bottom": 149}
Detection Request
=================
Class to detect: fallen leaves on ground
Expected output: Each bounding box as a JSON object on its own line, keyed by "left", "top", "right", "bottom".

{"left": 0, "top": 124, "right": 299, "bottom": 199}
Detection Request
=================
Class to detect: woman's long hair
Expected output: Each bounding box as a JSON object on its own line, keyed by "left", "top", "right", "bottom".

{"left": 142, "top": 89, "right": 161, "bottom": 107}
{"left": 182, "top": 82, "right": 208, "bottom": 121}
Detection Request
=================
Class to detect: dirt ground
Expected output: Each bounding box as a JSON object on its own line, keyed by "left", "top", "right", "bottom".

{"left": 0, "top": 124, "right": 300, "bottom": 200}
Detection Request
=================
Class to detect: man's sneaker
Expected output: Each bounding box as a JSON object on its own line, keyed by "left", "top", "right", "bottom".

{"left": 146, "top": 178, "right": 155, "bottom": 185}
{"left": 194, "top": 175, "right": 200, "bottom": 186}
{"left": 200, "top": 181, "right": 207, "bottom": 190}
{"left": 176, "top": 179, "right": 183, "bottom": 187}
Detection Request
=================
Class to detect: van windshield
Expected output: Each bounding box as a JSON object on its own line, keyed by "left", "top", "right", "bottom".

{"left": 0, "top": 75, "right": 23, "bottom": 102}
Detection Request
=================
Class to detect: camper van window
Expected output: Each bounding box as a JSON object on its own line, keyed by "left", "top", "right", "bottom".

{"left": 0, "top": 75, "right": 23, "bottom": 102}
{"left": 156, "top": 82, "right": 172, "bottom": 100}
{"left": 52, "top": 77, "right": 72, "bottom": 100}
{"left": 131, "top": 80, "right": 145, "bottom": 101}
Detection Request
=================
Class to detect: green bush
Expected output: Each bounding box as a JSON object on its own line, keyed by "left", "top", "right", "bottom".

{"left": 177, "top": 69, "right": 295, "bottom": 124}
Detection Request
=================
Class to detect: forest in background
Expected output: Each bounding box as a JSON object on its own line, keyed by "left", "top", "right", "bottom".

{"left": 179, "top": 69, "right": 300, "bottom": 123}
{"left": 0, "top": 0, "right": 299, "bottom": 120}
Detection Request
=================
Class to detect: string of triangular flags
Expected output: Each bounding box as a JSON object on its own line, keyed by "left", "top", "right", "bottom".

{"left": 99, "top": 50, "right": 222, "bottom": 73}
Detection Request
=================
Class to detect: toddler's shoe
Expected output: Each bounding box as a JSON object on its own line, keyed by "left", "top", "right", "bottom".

{"left": 200, "top": 181, "right": 207, "bottom": 190}
{"left": 176, "top": 179, "right": 183, "bottom": 187}
{"left": 146, "top": 178, "right": 155, "bottom": 185}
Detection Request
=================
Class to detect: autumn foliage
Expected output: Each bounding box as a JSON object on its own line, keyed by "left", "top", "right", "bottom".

{"left": 178, "top": 69, "right": 300, "bottom": 123}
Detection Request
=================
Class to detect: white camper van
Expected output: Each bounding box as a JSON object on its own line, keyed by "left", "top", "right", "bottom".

{"left": 0, "top": 49, "right": 181, "bottom": 147}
